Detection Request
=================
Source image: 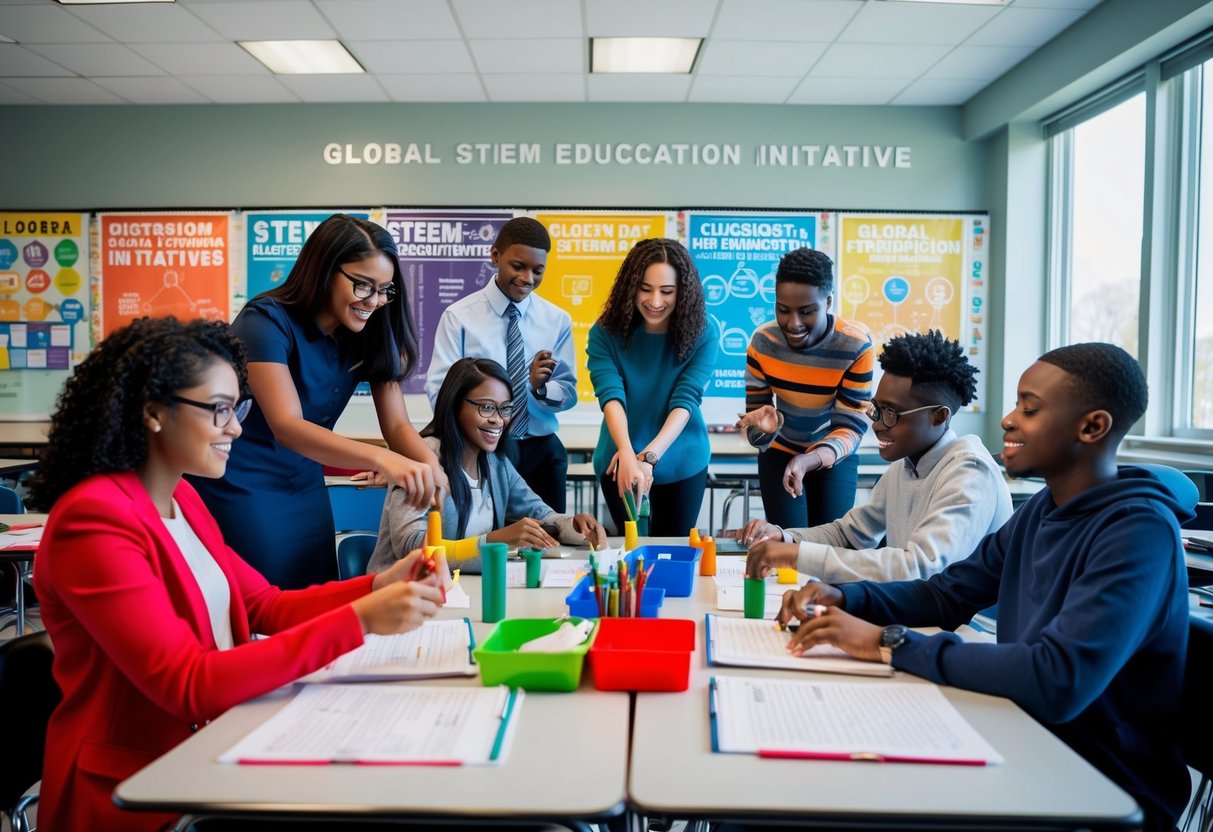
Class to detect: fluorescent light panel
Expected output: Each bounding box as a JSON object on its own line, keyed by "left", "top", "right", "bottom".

{"left": 239, "top": 40, "right": 364, "bottom": 75}
{"left": 592, "top": 37, "right": 702, "bottom": 74}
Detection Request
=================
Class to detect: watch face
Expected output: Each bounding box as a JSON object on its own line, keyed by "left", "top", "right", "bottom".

{"left": 880, "top": 624, "right": 908, "bottom": 648}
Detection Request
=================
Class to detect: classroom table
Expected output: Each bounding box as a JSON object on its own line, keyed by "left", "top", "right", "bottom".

{"left": 115, "top": 546, "right": 1141, "bottom": 830}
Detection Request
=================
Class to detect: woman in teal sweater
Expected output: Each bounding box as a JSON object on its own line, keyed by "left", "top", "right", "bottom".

{"left": 587, "top": 238, "right": 718, "bottom": 536}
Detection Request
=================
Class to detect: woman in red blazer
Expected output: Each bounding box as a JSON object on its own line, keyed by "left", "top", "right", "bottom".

{"left": 29, "top": 317, "right": 446, "bottom": 832}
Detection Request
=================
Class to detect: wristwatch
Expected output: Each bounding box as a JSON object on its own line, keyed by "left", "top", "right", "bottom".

{"left": 636, "top": 450, "right": 659, "bottom": 468}
{"left": 878, "top": 624, "right": 908, "bottom": 665}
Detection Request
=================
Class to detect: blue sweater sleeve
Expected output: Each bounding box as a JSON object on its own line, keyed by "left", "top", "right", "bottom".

{"left": 845, "top": 509, "right": 1181, "bottom": 724}
{"left": 586, "top": 323, "right": 626, "bottom": 408}
{"left": 669, "top": 330, "right": 718, "bottom": 413}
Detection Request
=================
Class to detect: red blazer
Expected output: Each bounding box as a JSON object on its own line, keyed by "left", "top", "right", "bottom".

{"left": 33, "top": 471, "right": 373, "bottom": 832}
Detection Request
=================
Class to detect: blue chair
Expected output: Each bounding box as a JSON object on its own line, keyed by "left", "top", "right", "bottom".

{"left": 0, "top": 485, "right": 36, "bottom": 637}
{"left": 327, "top": 484, "right": 387, "bottom": 534}
{"left": 337, "top": 534, "right": 377, "bottom": 580}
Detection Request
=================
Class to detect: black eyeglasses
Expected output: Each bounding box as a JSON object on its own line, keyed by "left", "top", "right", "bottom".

{"left": 464, "top": 399, "right": 515, "bottom": 420}
{"left": 863, "top": 400, "right": 948, "bottom": 429}
{"left": 337, "top": 266, "right": 398, "bottom": 303}
{"left": 170, "top": 396, "right": 252, "bottom": 428}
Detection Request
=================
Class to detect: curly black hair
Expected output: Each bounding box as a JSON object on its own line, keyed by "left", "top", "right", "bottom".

{"left": 596, "top": 238, "right": 706, "bottom": 363}
{"left": 878, "top": 329, "right": 978, "bottom": 413}
{"left": 1038, "top": 342, "right": 1147, "bottom": 440}
{"left": 28, "top": 317, "right": 248, "bottom": 510}
{"left": 493, "top": 217, "right": 551, "bottom": 253}
{"left": 776, "top": 247, "right": 834, "bottom": 294}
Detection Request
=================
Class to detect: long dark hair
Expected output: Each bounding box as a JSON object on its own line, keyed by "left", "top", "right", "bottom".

{"left": 422, "top": 357, "right": 513, "bottom": 538}
{"left": 261, "top": 213, "right": 419, "bottom": 382}
{"left": 596, "top": 238, "right": 706, "bottom": 362}
{"left": 29, "top": 317, "right": 248, "bottom": 510}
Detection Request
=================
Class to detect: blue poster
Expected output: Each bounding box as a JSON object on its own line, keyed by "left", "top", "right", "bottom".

{"left": 245, "top": 210, "right": 370, "bottom": 300}
{"left": 687, "top": 213, "right": 823, "bottom": 400}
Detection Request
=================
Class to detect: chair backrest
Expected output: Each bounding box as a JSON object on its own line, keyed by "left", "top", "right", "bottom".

{"left": 1183, "top": 615, "right": 1213, "bottom": 778}
{"left": 327, "top": 485, "right": 387, "bottom": 534}
{"left": 0, "top": 485, "right": 25, "bottom": 515}
{"left": 337, "top": 534, "right": 377, "bottom": 580}
{"left": 1134, "top": 464, "right": 1199, "bottom": 513}
{"left": 0, "top": 631, "right": 61, "bottom": 809}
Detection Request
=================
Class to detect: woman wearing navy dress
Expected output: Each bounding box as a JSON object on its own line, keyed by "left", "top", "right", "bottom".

{"left": 191, "top": 214, "right": 447, "bottom": 589}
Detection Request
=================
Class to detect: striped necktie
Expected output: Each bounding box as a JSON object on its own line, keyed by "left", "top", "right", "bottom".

{"left": 506, "top": 303, "right": 529, "bottom": 438}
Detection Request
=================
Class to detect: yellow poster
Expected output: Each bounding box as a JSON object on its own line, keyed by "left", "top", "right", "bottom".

{"left": 837, "top": 216, "right": 965, "bottom": 346}
{"left": 533, "top": 212, "right": 670, "bottom": 404}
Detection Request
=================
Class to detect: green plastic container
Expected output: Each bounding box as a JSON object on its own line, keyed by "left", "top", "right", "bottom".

{"left": 473, "top": 618, "right": 597, "bottom": 692}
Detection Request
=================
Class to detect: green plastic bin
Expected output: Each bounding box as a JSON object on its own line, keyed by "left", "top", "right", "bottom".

{"left": 473, "top": 618, "right": 597, "bottom": 692}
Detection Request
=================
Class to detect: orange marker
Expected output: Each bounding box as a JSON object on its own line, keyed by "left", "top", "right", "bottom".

{"left": 699, "top": 535, "right": 717, "bottom": 577}
{"left": 426, "top": 509, "right": 442, "bottom": 547}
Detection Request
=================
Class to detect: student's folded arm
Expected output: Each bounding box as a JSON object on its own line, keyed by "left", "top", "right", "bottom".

{"left": 535, "top": 318, "right": 578, "bottom": 412}
{"left": 815, "top": 347, "right": 875, "bottom": 461}
{"left": 791, "top": 480, "right": 890, "bottom": 579}
{"left": 871, "top": 512, "right": 1180, "bottom": 724}
{"left": 43, "top": 503, "right": 364, "bottom": 725}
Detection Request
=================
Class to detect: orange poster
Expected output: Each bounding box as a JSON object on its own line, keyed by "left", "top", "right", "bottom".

{"left": 99, "top": 212, "right": 230, "bottom": 337}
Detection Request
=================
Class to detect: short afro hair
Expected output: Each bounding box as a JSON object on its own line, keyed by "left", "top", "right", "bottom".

{"left": 775, "top": 247, "right": 833, "bottom": 294}
{"left": 1038, "top": 342, "right": 1147, "bottom": 440}
{"left": 493, "top": 217, "right": 551, "bottom": 253}
{"left": 878, "top": 330, "right": 977, "bottom": 413}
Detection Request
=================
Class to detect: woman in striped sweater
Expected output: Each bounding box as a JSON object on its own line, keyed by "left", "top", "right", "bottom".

{"left": 736, "top": 247, "right": 874, "bottom": 529}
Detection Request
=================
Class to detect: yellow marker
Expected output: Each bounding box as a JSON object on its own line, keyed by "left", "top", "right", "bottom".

{"left": 776, "top": 567, "right": 799, "bottom": 584}
{"left": 451, "top": 568, "right": 461, "bottom": 586}
{"left": 689, "top": 527, "right": 702, "bottom": 547}
{"left": 425, "top": 510, "right": 442, "bottom": 547}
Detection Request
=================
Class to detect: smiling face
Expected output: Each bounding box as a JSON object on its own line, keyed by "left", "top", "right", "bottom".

{"left": 635, "top": 262, "right": 678, "bottom": 332}
{"left": 458, "top": 377, "right": 513, "bottom": 457}
{"left": 870, "top": 373, "right": 948, "bottom": 464}
{"left": 147, "top": 358, "right": 243, "bottom": 481}
{"left": 775, "top": 282, "right": 831, "bottom": 349}
{"left": 320, "top": 251, "right": 395, "bottom": 335}
{"left": 492, "top": 243, "right": 547, "bottom": 302}
{"left": 1001, "top": 360, "right": 1090, "bottom": 479}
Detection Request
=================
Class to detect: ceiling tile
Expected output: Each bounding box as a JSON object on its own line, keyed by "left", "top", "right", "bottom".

{"left": 787, "top": 76, "right": 907, "bottom": 104}
{"left": 698, "top": 40, "right": 827, "bottom": 76}
{"left": 379, "top": 72, "right": 486, "bottom": 101}
{"left": 27, "top": 43, "right": 165, "bottom": 76}
{"left": 965, "top": 7, "right": 1086, "bottom": 47}
{"left": 585, "top": 0, "right": 717, "bottom": 37}
{"left": 0, "top": 3, "right": 111, "bottom": 44}
{"left": 891, "top": 77, "right": 991, "bottom": 105}
{"left": 482, "top": 73, "right": 585, "bottom": 101}
{"left": 1010, "top": 0, "right": 1102, "bottom": 8}
{"left": 277, "top": 73, "right": 391, "bottom": 102}
{"left": 92, "top": 75, "right": 210, "bottom": 104}
{"left": 0, "top": 80, "right": 39, "bottom": 103}
{"left": 689, "top": 74, "right": 800, "bottom": 103}
{"left": 350, "top": 39, "right": 475, "bottom": 74}
{"left": 587, "top": 73, "right": 692, "bottom": 101}
{"left": 0, "top": 43, "right": 73, "bottom": 76}
{"left": 470, "top": 37, "right": 583, "bottom": 73}
{"left": 712, "top": 0, "right": 862, "bottom": 42}
{"left": 65, "top": 4, "right": 225, "bottom": 43}
{"left": 2, "top": 76, "right": 125, "bottom": 103}
{"left": 451, "top": 0, "right": 583, "bottom": 39}
{"left": 839, "top": 1, "right": 1000, "bottom": 45}
{"left": 316, "top": 0, "right": 461, "bottom": 40}
{"left": 922, "top": 44, "right": 1033, "bottom": 80}
{"left": 186, "top": 1, "right": 335, "bottom": 40}
{"left": 129, "top": 42, "right": 269, "bottom": 75}
{"left": 811, "top": 42, "right": 951, "bottom": 79}
{"left": 180, "top": 73, "right": 300, "bottom": 102}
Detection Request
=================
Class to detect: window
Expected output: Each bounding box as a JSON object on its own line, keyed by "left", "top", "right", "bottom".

{"left": 1191, "top": 60, "right": 1213, "bottom": 429}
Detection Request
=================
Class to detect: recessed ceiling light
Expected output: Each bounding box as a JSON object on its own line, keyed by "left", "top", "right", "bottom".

{"left": 592, "top": 37, "right": 702, "bottom": 74}
{"left": 239, "top": 40, "right": 364, "bottom": 75}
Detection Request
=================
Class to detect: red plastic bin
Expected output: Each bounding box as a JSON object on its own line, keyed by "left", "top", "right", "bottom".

{"left": 587, "top": 618, "right": 696, "bottom": 691}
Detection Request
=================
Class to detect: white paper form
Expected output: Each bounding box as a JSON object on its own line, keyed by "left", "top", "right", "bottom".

{"left": 0, "top": 525, "right": 43, "bottom": 550}
{"left": 541, "top": 559, "right": 590, "bottom": 588}
{"left": 314, "top": 618, "right": 476, "bottom": 682}
{"left": 706, "top": 615, "right": 893, "bottom": 677}
{"left": 715, "top": 563, "right": 816, "bottom": 617}
{"left": 711, "top": 675, "right": 1003, "bottom": 764}
{"left": 219, "top": 683, "right": 522, "bottom": 765}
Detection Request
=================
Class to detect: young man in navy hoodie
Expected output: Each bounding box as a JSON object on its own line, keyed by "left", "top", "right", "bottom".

{"left": 778, "top": 342, "right": 1192, "bottom": 832}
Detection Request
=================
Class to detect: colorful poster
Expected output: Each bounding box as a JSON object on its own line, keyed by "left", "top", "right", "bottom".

{"left": 98, "top": 213, "right": 230, "bottom": 338}
{"left": 686, "top": 212, "right": 831, "bottom": 410}
{"left": 533, "top": 211, "right": 671, "bottom": 405}
{"left": 837, "top": 213, "right": 987, "bottom": 409}
{"left": 245, "top": 210, "right": 370, "bottom": 300}
{"left": 0, "top": 211, "right": 89, "bottom": 416}
{"left": 383, "top": 210, "right": 515, "bottom": 394}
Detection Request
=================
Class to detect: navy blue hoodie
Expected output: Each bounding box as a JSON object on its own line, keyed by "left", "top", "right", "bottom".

{"left": 840, "top": 466, "right": 1193, "bottom": 830}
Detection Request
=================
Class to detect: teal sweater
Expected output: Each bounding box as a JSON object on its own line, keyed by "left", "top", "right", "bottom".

{"left": 586, "top": 323, "right": 717, "bottom": 484}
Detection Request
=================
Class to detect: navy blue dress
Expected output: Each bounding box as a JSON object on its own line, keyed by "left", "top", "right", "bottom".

{"left": 191, "top": 297, "right": 364, "bottom": 589}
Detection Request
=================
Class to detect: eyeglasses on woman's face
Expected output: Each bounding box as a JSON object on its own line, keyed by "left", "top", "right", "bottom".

{"left": 464, "top": 398, "right": 515, "bottom": 420}
{"left": 862, "top": 399, "right": 947, "bottom": 429}
{"left": 170, "top": 396, "right": 252, "bottom": 428}
{"left": 337, "top": 266, "right": 398, "bottom": 303}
